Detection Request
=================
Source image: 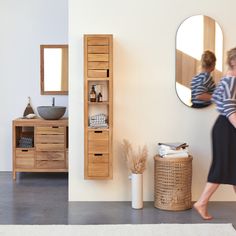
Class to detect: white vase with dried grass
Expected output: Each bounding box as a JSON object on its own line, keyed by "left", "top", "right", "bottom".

{"left": 122, "top": 139, "right": 148, "bottom": 209}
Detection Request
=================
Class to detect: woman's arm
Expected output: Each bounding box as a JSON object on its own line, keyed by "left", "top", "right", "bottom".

{"left": 196, "top": 93, "right": 212, "bottom": 101}
{"left": 228, "top": 112, "right": 236, "bottom": 128}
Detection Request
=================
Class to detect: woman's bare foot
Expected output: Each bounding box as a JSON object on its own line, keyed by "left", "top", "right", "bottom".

{"left": 193, "top": 202, "right": 213, "bottom": 220}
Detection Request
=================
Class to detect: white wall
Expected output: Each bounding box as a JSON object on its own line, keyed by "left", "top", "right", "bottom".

{"left": 69, "top": 0, "right": 236, "bottom": 201}
{"left": 0, "top": 0, "right": 68, "bottom": 171}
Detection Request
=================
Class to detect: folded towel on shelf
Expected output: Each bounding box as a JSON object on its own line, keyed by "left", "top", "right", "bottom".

{"left": 89, "top": 113, "right": 108, "bottom": 128}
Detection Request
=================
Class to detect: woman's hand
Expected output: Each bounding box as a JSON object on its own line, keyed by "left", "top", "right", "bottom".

{"left": 228, "top": 112, "right": 236, "bottom": 128}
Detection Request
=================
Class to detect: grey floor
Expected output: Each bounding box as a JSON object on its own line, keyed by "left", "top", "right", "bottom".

{"left": 0, "top": 172, "right": 236, "bottom": 228}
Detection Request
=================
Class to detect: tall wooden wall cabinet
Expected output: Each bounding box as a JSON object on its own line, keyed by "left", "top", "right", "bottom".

{"left": 84, "top": 34, "right": 113, "bottom": 180}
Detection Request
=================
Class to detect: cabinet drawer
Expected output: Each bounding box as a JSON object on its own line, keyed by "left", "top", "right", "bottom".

{"left": 15, "top": 149, "right": 34, "bottom": 168}
{"left": 36, "top": 143, "right": 64, "bottom": 151}
{"left": 88, "top": 153, "right": 109, "bottom": 163}
{"left": 88, "top": 69, "right": 108, "bottom": 78}
{"left": 16, "top": 149, "right": 34, "bottom": 158}
{"left": 88, "top": 46, "right": 109, "bottom": 54}
{"left": 36, "top": 160, "right": 65, "bottom": 169}
{"left": 88, "top": 140, "right": 109, "bottom": 153}
{"left": 36, "top": 134, "right": 64, "bottom": 144}
{"left": 88, "top": 54, "right": 109, "bottom": 62}
{"left": 88, "top": 62, "right": 109, "bottom": 70}
{"left": 88, "top": 130, "right": 109, "bottom": 140}
{"left": 88, "top": 163, "right": 109, "bottom": 177}
{"left": 36, "top": 126, "right": 65, "bottom": 135}
{"left": 36, "top": 151, "right": 64, "bottom": 161}
{"left": 87, "top": 37, "right": 109, "bottom": 46}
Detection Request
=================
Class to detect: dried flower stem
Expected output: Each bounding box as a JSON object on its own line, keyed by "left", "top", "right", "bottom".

{"left": 122, "top": 139, "right": 148, "bottom": 174}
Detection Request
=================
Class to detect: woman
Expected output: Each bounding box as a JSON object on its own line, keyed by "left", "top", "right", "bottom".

{"left": 194, "top": 47, "right": 236, "bottom": 220}
{"left": 191, "top": 50, "right": 216, "bottom": 108}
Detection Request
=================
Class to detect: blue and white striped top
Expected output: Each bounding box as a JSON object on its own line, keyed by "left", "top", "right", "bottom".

{"left": 191, "top": 72, "right": 216, "bottom": 106}
{"left": 212, "top": 76, "right": 236, "bottom": 117}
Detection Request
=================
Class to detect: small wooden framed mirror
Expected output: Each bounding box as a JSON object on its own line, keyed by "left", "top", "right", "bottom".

{"left": 40, "top": 44, "right": 68, "bottom": 95}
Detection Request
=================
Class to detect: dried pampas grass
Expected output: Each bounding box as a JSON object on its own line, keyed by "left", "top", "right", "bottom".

{"left": 122, "top": 139, "right": 148, "bottom": 174}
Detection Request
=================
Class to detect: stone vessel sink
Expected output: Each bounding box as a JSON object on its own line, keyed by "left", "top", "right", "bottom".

{"left": 37, "top": 106, "right": 66, "bottom": 120}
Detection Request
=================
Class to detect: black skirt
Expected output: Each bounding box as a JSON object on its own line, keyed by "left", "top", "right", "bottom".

{"left": 208, "top": 115, "right": 236, "bottom": 185}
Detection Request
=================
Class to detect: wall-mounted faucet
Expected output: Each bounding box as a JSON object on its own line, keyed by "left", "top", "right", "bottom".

{"left": 52, "top": 97, "right": 55, "bottom": 106}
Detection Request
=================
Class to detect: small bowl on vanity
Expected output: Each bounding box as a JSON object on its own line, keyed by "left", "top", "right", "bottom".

{"left": 37, "top": 106, "right": 66, "bottom": 120}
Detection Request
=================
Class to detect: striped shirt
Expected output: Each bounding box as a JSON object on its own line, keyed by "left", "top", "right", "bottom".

{"left": 191, "top": 72, "right": 216, "bottom": 106}
{"left": 212, "top": 76, "right": 236, "bottom": 117}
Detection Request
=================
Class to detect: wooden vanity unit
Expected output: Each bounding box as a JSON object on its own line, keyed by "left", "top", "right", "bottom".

{"left": 12, "top": 118, "right": 68, "bottom": 180}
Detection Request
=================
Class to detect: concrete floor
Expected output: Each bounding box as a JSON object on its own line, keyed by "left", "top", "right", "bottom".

{"left": 0, "top": 172, "right": 236, "bottom": 227}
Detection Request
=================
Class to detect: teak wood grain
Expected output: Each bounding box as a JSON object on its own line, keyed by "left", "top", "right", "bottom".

{"left": 12, "top": 118, "right": 68, "bottom": 180}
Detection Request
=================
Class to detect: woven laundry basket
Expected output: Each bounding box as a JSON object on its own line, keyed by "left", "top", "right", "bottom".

{"left": 154, "top": 155, "right": 192, "bottom": 211}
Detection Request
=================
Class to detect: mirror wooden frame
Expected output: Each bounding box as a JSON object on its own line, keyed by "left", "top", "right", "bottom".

{"left": 40, "top": 44, "right": 68, "bottom": 95}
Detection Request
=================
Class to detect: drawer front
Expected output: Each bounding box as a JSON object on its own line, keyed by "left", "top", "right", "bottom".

{"left": 88, "top": 163, "right": 109, "bottom": 177}
{"left": 88, "top": 140, "right": 109, "bottom": 153}
{"left": 88, "top": 69, "right": 108, "bottom": 78}
{"left": 36, "top": 126, "right": 65, "bottom": 135}
{"left": 88, "top": 54, "right": 109, "bottom": 62}
{"left": 88, "top": 62, "right": 109, "bottom": 70}
{"left": 88, "top": 46, "right": 109, "bottom": 54}
{"left": 16, "top": 158, "right": 34, "bottom": 168}
{"left": 36, "top": 151, "right": 64, "bottom": 161}
{"left": 15, "top": 149, "right": 34, "bottom": 168}
{"left": 87, "top": 37, "right": 109, "bottom": 46}
{"left": 36, "top": 134, "right": 64, "bottom": 144}
{"left": 36, "top": 143, "right": 64, "bottom": 152}
{"left": 16, "top": 149, "right": 34, "bottom": 159}
{"left": 88, "top": 153, "right": 109, "bottom": 163}
{"left": 88, "top": 130, "right": 109, "bottom": 140}
{"left": 36, "top": 160, "right": 65, "bottom": 169}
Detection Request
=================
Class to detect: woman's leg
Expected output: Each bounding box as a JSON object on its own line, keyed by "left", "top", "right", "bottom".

{"left": 194, "top": 182, "right": 220, "bottom": 220}
{"left": 233, "top": 186, "right": 236, "bottom": 193}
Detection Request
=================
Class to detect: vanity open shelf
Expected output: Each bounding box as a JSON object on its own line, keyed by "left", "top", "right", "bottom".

{"left": 12, "top": 118, "right": 68, "bottom": 180}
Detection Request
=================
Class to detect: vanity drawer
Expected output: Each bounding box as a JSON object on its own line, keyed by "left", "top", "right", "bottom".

{"left": 36, "top": 160, "right": 65, "bottom": 169}
{"left": 36, "top": 126, "right": 65, "bottom": 135}
{"left": 88, "top": 153, "right": 109, "bottom": 163}
{"left": 88, "top": 130, "right": 109, "bottom": 140}
{"left": 36, "top": 143, "right": 64, "bottom": 152}
{"left": 88, "top": 163, "right": 109, "bottom": 177}
{"left": 36, "top": 151, "right": 64, "bottom": 161}
{"left": 36, "top": 134, "right": 64, "bottom": 144}
{"left": 15, "top": 150, "right": 35, "bottom": 168}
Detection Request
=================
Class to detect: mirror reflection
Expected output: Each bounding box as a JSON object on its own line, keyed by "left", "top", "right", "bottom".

{"left": 40, "top": 45, "right": 68, "bottom": 95}
{"left": 175, "top": 15, "right": 223, "bottom": 108}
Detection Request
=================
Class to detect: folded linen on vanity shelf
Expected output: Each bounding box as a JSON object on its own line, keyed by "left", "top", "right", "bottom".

{"left": 162, "top": 152, "right": 189, "bottom": 158}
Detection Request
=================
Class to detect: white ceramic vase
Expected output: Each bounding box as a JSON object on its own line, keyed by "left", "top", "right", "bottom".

{"left": 131, "top": 173, "right": 143, "bottom": 209}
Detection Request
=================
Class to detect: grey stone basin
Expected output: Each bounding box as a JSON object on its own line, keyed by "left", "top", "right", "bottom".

{"left": 37, "top": 106, "right": 66, "bottom": 120}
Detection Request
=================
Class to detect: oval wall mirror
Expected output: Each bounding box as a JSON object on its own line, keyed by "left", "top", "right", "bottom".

{"left": 175, "top": 15, "right": 223, "bottom": 108}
